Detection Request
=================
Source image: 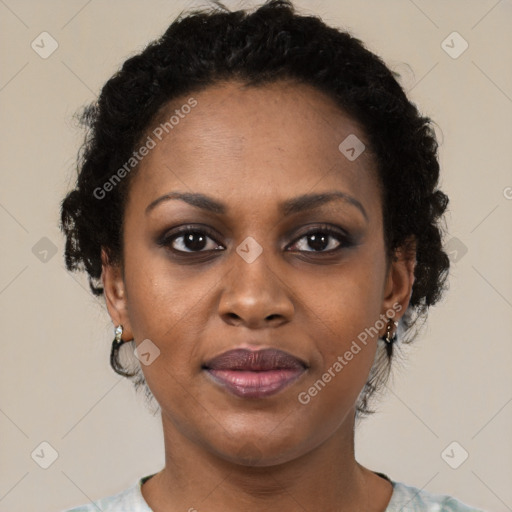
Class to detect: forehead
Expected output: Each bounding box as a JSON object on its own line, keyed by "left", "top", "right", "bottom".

{"left": 127, "top": 80, "right": 380, "bottom": 216}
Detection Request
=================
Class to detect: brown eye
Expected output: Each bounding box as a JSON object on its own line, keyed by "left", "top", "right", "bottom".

{"left": 159, "top": 227, "right": 224, "bottom": 254}
{"left": 287, "top": 226, "right": 353, "bottom": 253}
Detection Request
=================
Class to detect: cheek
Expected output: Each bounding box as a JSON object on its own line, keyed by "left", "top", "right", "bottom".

{"left": 123, "top": 232, "right": 198, "bottom": 335}
{"left": 291, "top": 299, "right": 383, "bottom": 457}
{"left": 122, "top": 259, "right": 207, "bottom": 418}
{"left": 302, "top": 251, "right": 386, "bottom": 348}
{"left": 121, "top": 246, "right": 201, "bottom": 380}
{"left": 297, "top": 244, "right": 387, "bottom": 400}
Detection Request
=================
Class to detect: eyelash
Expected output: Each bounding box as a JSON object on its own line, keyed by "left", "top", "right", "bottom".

{"left": 157, "top": 224, "right": 354, "bottom": 257}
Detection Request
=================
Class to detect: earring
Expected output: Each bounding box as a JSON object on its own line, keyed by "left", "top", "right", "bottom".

{"left": 113, "top": 325, "right": 124, "bottom": 348}
{"left": 383, "top": 319, "right": 398, "bottom": 344}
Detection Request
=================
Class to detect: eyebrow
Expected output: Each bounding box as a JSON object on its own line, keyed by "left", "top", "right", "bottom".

{"left": 145, "top": 191, "right": 368, "bottom": 221}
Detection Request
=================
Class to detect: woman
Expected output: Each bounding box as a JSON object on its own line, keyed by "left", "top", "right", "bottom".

{"left": 59, "top": 1, "right": 485, "bottom": 510}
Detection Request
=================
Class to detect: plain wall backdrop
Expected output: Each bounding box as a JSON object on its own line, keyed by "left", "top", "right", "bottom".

{"left": 1, "top": 0, "right": 511, "bottom": 511}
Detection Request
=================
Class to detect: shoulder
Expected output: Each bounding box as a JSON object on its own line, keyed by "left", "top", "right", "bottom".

{"left": 59, "top": 475, "right": 153, "bottom": 512}
{"left": 387, "top": 480, "right": 487, "bottom": 512}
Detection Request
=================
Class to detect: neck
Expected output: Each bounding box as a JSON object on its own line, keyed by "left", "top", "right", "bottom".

{"left": 141, "top": 409, "right": 389, "bottom": 512}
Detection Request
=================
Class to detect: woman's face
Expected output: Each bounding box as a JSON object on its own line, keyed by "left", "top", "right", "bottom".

{"left": 103, "top": 80, "right": 414, "bottom": 465}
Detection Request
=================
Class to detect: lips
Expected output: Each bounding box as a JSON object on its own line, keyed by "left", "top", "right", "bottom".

{"left": 203, "top": 348, "right": 307, "bottom": 398}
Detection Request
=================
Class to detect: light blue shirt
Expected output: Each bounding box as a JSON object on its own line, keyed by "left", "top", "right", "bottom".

{"left": 61, "top": 473, "right": 486, "bottom": 511}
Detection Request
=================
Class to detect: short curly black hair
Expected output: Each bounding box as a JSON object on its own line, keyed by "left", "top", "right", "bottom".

{"left": 60, "top": 0, "right": 450, "bottom": 417}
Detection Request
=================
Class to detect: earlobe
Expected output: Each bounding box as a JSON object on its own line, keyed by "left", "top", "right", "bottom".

{"left": 101, "top": 248, "right": 133, "bottom": 341}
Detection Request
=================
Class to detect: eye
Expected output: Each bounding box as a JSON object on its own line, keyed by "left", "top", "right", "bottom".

{"left": 287, "top": 225, "right": 352, "bottom": 253}
{"left": 159, "top": 226, "right": 224, "bottom": 253}
{"left": 158, "top": 224, "right": 353, "bottom": 256}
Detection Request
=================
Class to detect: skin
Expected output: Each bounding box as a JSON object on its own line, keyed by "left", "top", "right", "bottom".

{"left": 102, "top": 79, "right": 416, "bottom": 512}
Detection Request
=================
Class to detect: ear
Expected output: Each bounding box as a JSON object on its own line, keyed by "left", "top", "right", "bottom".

{"left": 380, "top": 236, "right": 416, "bottom": 331}
{"left": 101, "top": 248, "right": 133, "bottom": 341}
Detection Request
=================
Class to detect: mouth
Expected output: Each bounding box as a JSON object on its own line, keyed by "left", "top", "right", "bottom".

{"left": 202, "top": 348, "right": 308, "bottom": 399}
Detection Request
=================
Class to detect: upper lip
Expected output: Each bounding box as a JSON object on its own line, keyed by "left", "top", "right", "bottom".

{"left": 203, "top": 348, "right": 308, "bottom": 371}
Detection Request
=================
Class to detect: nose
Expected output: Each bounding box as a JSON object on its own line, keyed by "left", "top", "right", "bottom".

{"left": 218, "top": 247, "right": 295, "bottom": 329}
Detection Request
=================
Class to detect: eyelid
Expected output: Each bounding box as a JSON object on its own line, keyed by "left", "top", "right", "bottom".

{"left": 157, "top": 224, "right": 225, "bottom": 250}
{"left": 289, "top": 223, "right": 350, "bottom": 239}
{"left": 158, "top": 223, "right": 354, "bottom": 254}
{"left": 285, "top": 224, "right": 352, "bottom": 250}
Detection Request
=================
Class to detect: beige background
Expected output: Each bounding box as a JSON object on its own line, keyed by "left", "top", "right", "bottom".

{"left": 1, "top": 0, "right": 511, "bottom": 511}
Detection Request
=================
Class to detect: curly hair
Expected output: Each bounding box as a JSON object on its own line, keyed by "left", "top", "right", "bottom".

{"left": 60, "top": 0, "right": 450, "bottom": 417}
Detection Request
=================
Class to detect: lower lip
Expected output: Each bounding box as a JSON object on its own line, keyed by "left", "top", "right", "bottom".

{"left": 205, "top": 369, "right": 305, "bottom": 398}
